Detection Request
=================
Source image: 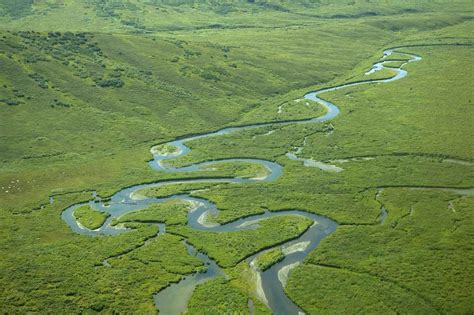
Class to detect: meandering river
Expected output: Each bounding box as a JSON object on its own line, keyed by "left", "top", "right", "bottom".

{"left": 62, "top": 48, "right": 422, "bottom": 314}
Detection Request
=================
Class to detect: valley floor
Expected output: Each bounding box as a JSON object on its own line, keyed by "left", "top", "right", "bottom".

{"left": 0, "top": 1, "right": 473, "bottom": 314}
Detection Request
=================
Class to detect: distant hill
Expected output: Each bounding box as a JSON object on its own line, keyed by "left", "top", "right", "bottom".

{"left": 1, "top": 0, "right": 470, "bottom": 33}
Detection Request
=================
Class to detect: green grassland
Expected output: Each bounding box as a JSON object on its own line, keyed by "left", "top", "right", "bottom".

{"left": 133, "top": 33, "right": 474, "bottom": 314}
{"left": 288, "top": 189, "right": 474, "bottom": 313}
{"left": 253, "top": 247, "right": 285, "bottom": 271}
{"left": 171, "top": 215, "right": 313, "bottom": 268}
{"left": 186, "top": 277, "right": 253, "bottom": 314}
{"left": 112, "top": 199, "right": 192, "bottom": 226}
{"left": 0, "top": 192, "right": 204, "bottom": 313}
{"left": 0, "top": 22, "right": 390, "bottom": 213}
{"left": 2, "top": 0, "right": 471, "bottom": 33}
{"left": 74, "top": 204, "right": 110, "bottom": 230}
{"left": 152, "top": 143, "right": 180, "bottom": 155}
{"left": 1, "top": 0, "right": 473, "bottom": 314}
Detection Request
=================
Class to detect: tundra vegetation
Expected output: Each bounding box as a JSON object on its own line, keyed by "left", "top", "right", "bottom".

{"left": 74, "top": 205, "right": 110, "bottom": 230}
{"left": 253, "top": 248, "right": 285, "bottom": 271}
{"left": 0, "top": 0, "right": 473, "bottom": 314}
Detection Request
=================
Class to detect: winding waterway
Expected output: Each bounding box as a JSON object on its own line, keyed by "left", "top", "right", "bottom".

{"left": 62, "top": 48, "right": 422, "bottom": 314}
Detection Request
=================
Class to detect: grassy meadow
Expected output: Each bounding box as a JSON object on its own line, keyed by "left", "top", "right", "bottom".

{"left": 74, "top": 205, "right": 110, "bottom": 230}
{"left": 1, "top": 0, "right": 473, "bottom": 314}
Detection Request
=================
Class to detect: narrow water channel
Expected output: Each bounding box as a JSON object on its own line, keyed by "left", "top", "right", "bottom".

{"left": 62, "top": 48, "right": 422, "bottom": 314}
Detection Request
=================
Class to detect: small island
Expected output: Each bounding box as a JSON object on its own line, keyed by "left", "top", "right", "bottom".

{"left": 74, "top": 205, "right": 110, "bottom": 230}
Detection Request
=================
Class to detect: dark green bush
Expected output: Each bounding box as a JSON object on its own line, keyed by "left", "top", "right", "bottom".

{"left": 96, "top": 78, "right": 124, "bottom": 88}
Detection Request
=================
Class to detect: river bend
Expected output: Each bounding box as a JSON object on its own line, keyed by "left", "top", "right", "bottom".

{"left": 62, "top": 48, "right": 422, "bottom": 314}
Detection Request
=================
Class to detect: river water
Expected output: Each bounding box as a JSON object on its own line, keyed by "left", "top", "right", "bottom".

{"left": 62, "top": 48, "right": 422, "bottom": 314}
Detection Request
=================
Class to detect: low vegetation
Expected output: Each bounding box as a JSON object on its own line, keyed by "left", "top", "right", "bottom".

{"left": 170, "top": 216, "right": 313, "bottom": 268}
{"left": 253, "top": 247, "right": 285, "bottom": 271}
{"left": 288, "top": 189, "right": 473, "bottom": 313}
{"left": 112, "top": 200, "right": 191, "bottom": 226}
{"left": 74, "top": 205, "right": 110, "bottom": 230}
{"left": 186, "top": 278, "right": 251, "bottom": 314}
{"left": 0, "top": 1, "right": 473, "bottom": 313}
